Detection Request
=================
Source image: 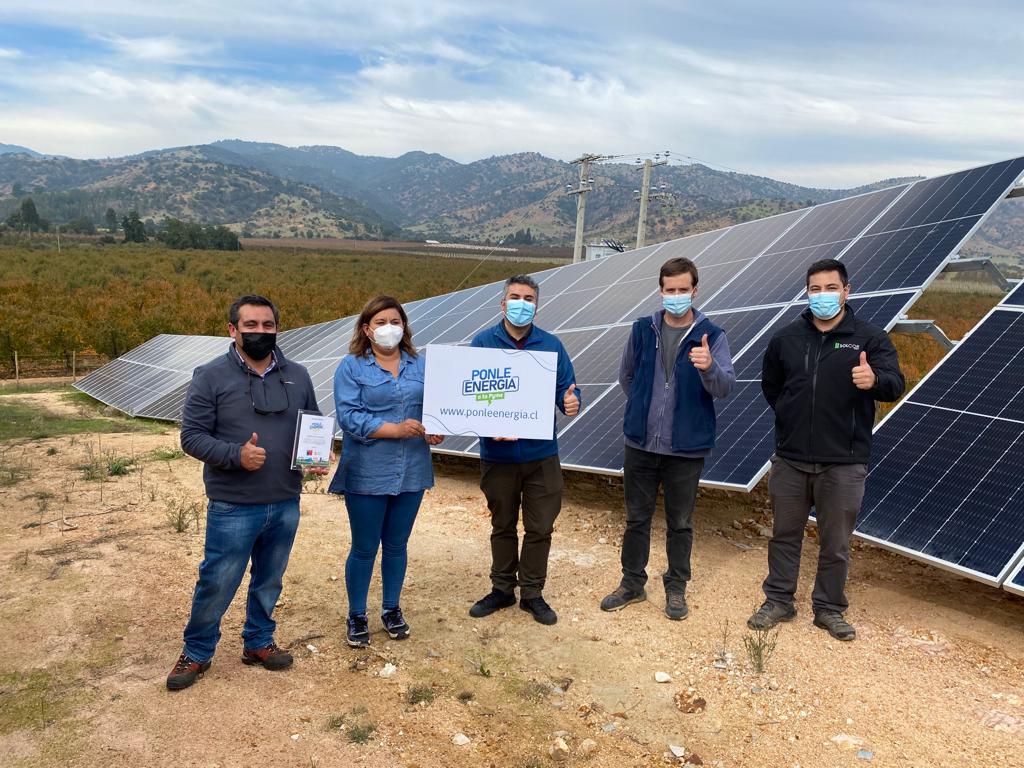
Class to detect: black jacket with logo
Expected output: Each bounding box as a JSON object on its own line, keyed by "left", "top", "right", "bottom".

{"left": 761, "top": 304, "right": 905, "bottom": 464}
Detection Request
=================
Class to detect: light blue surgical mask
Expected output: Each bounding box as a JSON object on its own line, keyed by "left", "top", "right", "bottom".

{"left": 505, "top": 299, "right": 536, "bottom": 327}
{"left": 662, "top": 293, "right": 692, "bottom": 317}
{"left": 808, "top": 291, "right": 842, "bottom": 320}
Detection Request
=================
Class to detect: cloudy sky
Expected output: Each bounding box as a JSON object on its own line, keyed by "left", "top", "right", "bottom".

{"left": 0, "top": 0, "right": 1021, "bottom": 187}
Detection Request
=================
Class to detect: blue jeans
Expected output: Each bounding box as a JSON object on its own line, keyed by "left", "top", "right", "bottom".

{"left": 182, "top": 498, "right": 300, "bottom": 662}
{"left": 343, "top": 491, "right": 424, "bottom": 615}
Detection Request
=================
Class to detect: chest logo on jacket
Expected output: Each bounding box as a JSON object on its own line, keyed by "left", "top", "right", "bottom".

{"left": 834, "top": 342, "right": 861, "bottom": 350}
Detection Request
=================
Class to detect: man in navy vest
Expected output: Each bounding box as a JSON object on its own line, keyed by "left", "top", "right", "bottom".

{"left": 600, "top": 257, "right": 735, "bottom": 620}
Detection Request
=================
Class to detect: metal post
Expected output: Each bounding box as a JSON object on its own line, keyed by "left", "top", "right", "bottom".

{"left": 72, "top": 350, "right": 76, "bottom": 381}
{"left": 567, "top": 153, "right": 604, "bottom": 264}
{"left": 636, "top": 159, "right": 652, "bottom": 249}
{"left": 14, "top": 350, "right": 19, "bottom": 387}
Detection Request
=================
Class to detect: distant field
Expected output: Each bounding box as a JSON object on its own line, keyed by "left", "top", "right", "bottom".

{"left": 241, "top": 237, "right": 573, "bottom": 261}
{"left": 0, "top": 239, "right": 561, "bottom": 363}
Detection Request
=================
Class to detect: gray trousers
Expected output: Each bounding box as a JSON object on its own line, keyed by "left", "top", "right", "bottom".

{"left": 480, "top": 456, "right": 563, "bottom": 600}
{"left": 762, "top": 457, "right": 867, "bottom": 614}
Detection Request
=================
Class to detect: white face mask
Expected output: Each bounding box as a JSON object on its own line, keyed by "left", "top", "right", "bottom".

{"left": 372, "top": 324, "right": 403, "bottom": 350}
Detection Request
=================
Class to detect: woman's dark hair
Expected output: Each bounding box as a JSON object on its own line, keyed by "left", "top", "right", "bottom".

{"left": 348, "top": 295, "right": 417, "bottom": 357}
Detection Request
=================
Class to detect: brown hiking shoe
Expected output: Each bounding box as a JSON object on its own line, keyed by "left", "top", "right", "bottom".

{"left": 813, "top": 610, "right": 856, "bottom": 641}
{"left": 166, "top": 653, "right": 211, "bottom": 691}
{"left": 600, "top": 586, "right": 647, "bottom": 612}
{"left": 242, "top": 642, "right": 294, "bottom": 670}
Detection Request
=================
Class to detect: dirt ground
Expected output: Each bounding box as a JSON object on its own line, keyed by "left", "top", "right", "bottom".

{"left": 2, "top": 392, "right": 1023, "bottom": 768}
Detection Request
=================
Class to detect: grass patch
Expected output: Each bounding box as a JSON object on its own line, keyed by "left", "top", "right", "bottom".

{"left": 347, "top": 722, "right": 376, "bottom": 744}
{"left": 328, "top": 707, "right": 376, "bottom": 745}
{"left": 0, "top": 398, "right": 155, "bottom": 442}
{"left": 0, "top": 668, "right": 79, "bottom": 734}
{"left": 504, "top": 677, "right": 550, "bottom": 703}
{"left": 406, "top": 685, "right": 435, "bottom": 705}
{"left": 457, "top": 690, "right": 475, "bottom": 702}
{"left": 150, "top": 445, "right": 185, "bottom": 460}
{"left": 0, "top": 382, "right": 75, "bottom": 396}
{"left": 79, "top": 447, "right": 136, "bottom": 480}
{"left": 0, "top": 449, "right": 29, "bottom": 486}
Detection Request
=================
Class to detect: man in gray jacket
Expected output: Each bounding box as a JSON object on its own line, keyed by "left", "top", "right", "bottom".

{"left": 167, "top": 294, "right": 323, "bottom": 690}
{"left": 601, "top": 257, "right": 735, "bottom": 620}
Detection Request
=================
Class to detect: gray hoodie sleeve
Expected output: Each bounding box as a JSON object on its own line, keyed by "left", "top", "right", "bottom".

{"left": 179, "top": 368, "right": 243, "bottom": 470}
{"left": 699, "top": 332, "right": 736, "bottom": 400}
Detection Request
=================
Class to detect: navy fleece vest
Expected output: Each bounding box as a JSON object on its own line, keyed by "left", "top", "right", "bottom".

{"left": 622, "top": 316, "right": 722, "bottom": 452}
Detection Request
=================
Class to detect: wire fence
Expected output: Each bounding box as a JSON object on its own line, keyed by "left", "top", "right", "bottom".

{"left": 0, "top": 352, "right": 108, "bottom": 381}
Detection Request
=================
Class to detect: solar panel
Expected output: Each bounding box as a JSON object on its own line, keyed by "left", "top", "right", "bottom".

{"left": 1002, "top": 281, "right": 1024, "bottom": 306}
{"left": 857, "top": 304, "right": 1024, "bottom": 586}
{"left": 76, "top": 156, "right": 1024, "bottom": 500}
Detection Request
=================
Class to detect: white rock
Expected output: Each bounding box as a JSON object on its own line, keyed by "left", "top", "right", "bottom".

{"left": 830, "top": 734, "right": 865, "bottom": 750}
{"left": 329, "top": 575, "right": 338, "bottom": 581}
{"left": 290, "top": 734, "right": 300, "bottom": 741}
{"left": 549, "top": 737, "right": 570, "bottom": 761}
{"left": 378, "top": 662, "right": 398, "bottom": 678}
{"left": 598, "top": 537, "right": 608, "bottom": 544}
{"left": 655, "top": 671, "right": 672, "bottom": 683}
{"left": 306, "top": 644, "right": 317, "bottom": 653}
{"left": 579, "top": 738, "right": 599, "bottom": 757}
{"left": 452, "top": 732, "right": 471, "bottom": 746}
{"left": 669, "top": 744, "right": 686, "bottom": 758}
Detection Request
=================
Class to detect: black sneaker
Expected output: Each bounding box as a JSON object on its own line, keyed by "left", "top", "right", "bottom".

{"left": 813, "top": 610, "right": 856, "bottom": 641}
{"left": 166, "top": 653, "right": 211, "bottom": 691}
{"left": 381, "top": 607, "right": 411, "bottom": 639}
{"left": 747, "top": 599, "right": 797, "bottom": 630}
{"left": 600, "top": 586, "right": 647, "bottom": 612}
{"left": 469, "top": 588, "right": 516, "bottom": 618}
{"left": 520, "top": 595, "right": 557, "bottom": 625}
{"left": 347, "top": 613, "right": 370, "bottom": 647}
{"left": 665, "top": 591, "right": 689, "bottom": 621}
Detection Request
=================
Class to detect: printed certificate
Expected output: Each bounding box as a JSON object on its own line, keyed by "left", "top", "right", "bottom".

{"left": 290, "top": 410, "right": 335, "bottom": 470}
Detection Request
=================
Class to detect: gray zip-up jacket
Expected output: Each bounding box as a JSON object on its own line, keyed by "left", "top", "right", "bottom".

{"left": 180, "top": 345, "right": 321, "bottom": 504}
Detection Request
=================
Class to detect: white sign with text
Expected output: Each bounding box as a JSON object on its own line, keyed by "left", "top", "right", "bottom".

{"left": 422, "top": 344, "right": 557, "bottom": 440}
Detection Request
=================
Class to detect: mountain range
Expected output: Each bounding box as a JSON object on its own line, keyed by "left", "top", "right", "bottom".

{"left": 0, "top": 141, "right": 1020, "bottom": 264}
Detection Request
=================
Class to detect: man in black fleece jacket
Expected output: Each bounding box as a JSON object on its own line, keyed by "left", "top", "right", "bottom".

{"left": 167, "top": 295, "right": 323, "bottom": 690}
{"left": 747, "top": 259, "right": 905, "bottom": 641}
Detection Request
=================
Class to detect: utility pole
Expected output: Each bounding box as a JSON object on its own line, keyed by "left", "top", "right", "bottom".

{"left": 567, "top": 153, "right": 604, "bottom": 263}
{"left": 634, "top": 152, "right": 670, "bottom": 249}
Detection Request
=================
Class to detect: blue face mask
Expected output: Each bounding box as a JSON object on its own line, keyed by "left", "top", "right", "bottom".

{"left": 505, "top": 298, "right": 536, "bottom": 327}
{"left": 808, "top": 291, "right": 842, "bottom": 320}
{"left": 662, "top": 293, "right": 692, "bottom": 317}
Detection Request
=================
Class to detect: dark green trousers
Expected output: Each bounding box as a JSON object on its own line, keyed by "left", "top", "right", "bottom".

{"left": 480, "top": 456, "right": 563, "bottom": 600}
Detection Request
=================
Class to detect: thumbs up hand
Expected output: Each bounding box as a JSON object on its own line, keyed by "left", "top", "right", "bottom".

{"left": 852, "top": 350, "right": 876, "bottom": 390}
{"left": 240, "top": 431, "right": 266, "bottom": 471}
{"left": 689, "top": 333, "right": 713, "bottom": 371}
{"left": 564, "top": 383, "right": 580, "bottom": 417}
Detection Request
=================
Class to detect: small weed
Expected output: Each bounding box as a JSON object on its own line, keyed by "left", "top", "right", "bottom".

{"left": 506, "top": 678, "right": 550, "bottom": 703}
{"left": 151, "top": 445, "right": 185, "bottom": 460}
{"left": 457, "top": 690, "right": 474, "bottom": 702}
{"left": 165, "top": 497, "right": 203, "bottom": 533}
{"left": 0, "top": 448, "right": 29, "bottom": 486}
{"left": 327, "top": 715, "right": 345, "bottom": 731}
{"left": 46, "top": 446, "right": 58, "bottom": 456}
{"left": 106, "top": 455, "right": 134, "bottom": 476}
{"left": 406, "top": 685, "right": 435, "bottom": 705}
{"left": 347, "top": 722, "right": 376, "bottom": 744}
{"left": 743, "top": 627, "right": 780, "bottom": 674}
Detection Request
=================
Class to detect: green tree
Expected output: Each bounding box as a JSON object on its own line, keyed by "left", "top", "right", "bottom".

{"left": 105, "top": 207, "right": 118, "bottom": 234}
{"left": 65, "top": 216, "right": 96, "bottom": 234}
{"left": 121, "top": 210, "right": 147, "bottom": 243}
{"left": 19, "top": 197, "right": 42, "bottom": 231}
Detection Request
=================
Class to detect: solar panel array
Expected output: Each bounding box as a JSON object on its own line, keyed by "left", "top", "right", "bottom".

{"left": 76, "top": 156, "right": 1024, "bottom": 499}
{"left": 857, "top": 284, "right": 1024, "bottom": 590}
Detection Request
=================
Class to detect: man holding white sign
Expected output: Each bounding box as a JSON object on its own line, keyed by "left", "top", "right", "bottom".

{"left": 466, "top": 275, "right": 580, "bottom": 625}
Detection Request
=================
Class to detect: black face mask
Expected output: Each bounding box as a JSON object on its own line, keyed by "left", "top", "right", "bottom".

{"left": 239, "top": 332, "right": 277, "bottom": 360}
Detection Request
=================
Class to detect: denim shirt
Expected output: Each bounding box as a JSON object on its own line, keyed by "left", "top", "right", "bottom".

{"left": 327, "top": 350, "right": 435, "bottom": 496}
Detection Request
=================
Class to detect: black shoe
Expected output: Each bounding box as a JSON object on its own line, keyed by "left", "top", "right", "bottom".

{"left": 813, "top": 610, "right": 856, "bottom": 641}
{"left": 747, "top": 600, "right": 797, "bottom": 630}
{"left": 469, "top": 588, "right": 516, "bottom": 618}
{"left": 520, "top": 595, "right": 557, "bottom": 625}
{"left": 347, "top": 613, "right": 370, "bottom": 647}
{"left": 381, "top": 607, "right": 411, "bottom": 639}
{"left": 600, "top": 586, "right": 647, "bottom": 612}
{"left": 166, "top": 653, "right": 211, "bottom": 690}
{"left": 242, "top": 641, "right": 294, "bottom": 670}
{"left": 665, "top": 591, "right": 689, "bottom": 621}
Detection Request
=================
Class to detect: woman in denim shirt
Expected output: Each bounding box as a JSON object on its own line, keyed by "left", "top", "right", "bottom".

{"left": 329, "top": 295, "right": 443, "bottom": 647}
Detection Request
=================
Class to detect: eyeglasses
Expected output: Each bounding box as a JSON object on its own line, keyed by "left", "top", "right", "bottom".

{"left": 247, "top": 370, "right": 290, "bottom": 415}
